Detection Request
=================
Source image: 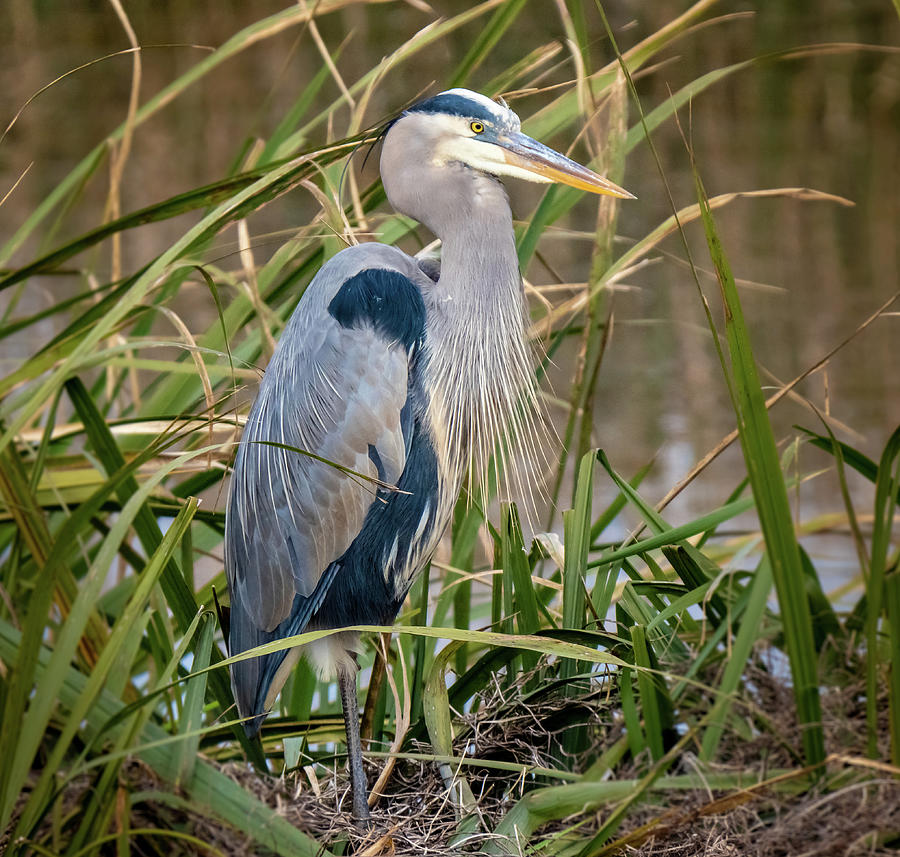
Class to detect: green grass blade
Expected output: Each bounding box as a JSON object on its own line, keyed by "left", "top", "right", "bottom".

{"left": 258, "top": 47, "right": 343, "bottom": 165}
{"left": 887, "top": 570, "right": 900, "bottom": 767}
{"left": 0, "top": 154, "right": 315, "bottom": 455}
{"left": 484, "top": 769, "right": 774, "bottom": 856}
{"left": 646, "top": 579, "right": 712, "bottom": 636}
{"left": 424, "top": 642, "right": 478, "bottom": 816}
{"left": 0, "top": 446, "right": 113, "bottom": 822}
{"left": 591, "top": 451, "right": 757, "bottom": 569}
{"left": 0, "top": 621, "right": 331, "bottom": 857}
{"left": 0, "top": 423, "right": 218, "bottom": 825}
{"left": 0, "top": 443, "right": 52, "bottom": 567}
{"left": 491, "top": 538, "right": 506, "bottom": 634}
{"left": 0, "top": 446, "right": 57, "bottom": 823}
{"left": 409, "top": 562, "right": 431, "bottom": 724}
{"left": 630, "top": 626, "right": 665, "bottom": 761}
{"left": 865, "top": 426, "right": 900, "bottom": 756}
{"left": 590, "top": 461, "right": 652, "bottom": 545}
{"left": 662, "top": 547, "right": 726, "bottom": 626}
{"left": 13, "top": 497, "right": 198, "bottom": 841}
{"left": 69, "top": 608, "right": 210, "bottom": 854}
{"left": 563, "top": 453, "right": 595, "bottom": 629}
{"left": 0, "top": 280, "right": 138, "bottom": 401}
{"left": 0, "top": 167, "right": 308, "bottom": 292}
{"left": 0, "top": 1, "right": 361, "bottom": 267}
{"left": 501, "top": 503, "right": 539, "bottom": 676}
{"left": 578, "top": 69, "right": 627, "bottom": 465}
{"left": 65, "top": 613, "right": 155, "bottom": 854}
{"left": 519, "top": 44, "right": 860, "bottom": 273}
{"left": 431, "top": 496, "right": 483, "bottom": 674}
{"left": 693, "top": 171, "right": 824, "bottom": 766}
{"left": 700, "top": 555, "right": 773, "bottom": 760}
{"left": 0, "top": 445, "right": 217, "bottom": 833}
{"left": 559, "top": 458, "right": 596, "bottom": 758}
{"left": 561, "top": 453, "right": 595, "bottom": 708}
{"left": 448, "top": 0, "right": 529, "bottom": 87}
{"left": 176, "top": 611, "right": 215, "bottom": 786}
{"left": 65, "top": 379, "right": 195, "bottom": 626}
{"left": 798, "top": 426, "right": 897, "bottom": 496}
{"left": 503, "top": 504, "right": 540, "bottom": 636}
{"left": 798, "top": 546, "right": 843, "bottom": 649}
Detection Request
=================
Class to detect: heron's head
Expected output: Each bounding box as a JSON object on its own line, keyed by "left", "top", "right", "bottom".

{"left": 380, "top": 88, "right": 633, "bottom": 231}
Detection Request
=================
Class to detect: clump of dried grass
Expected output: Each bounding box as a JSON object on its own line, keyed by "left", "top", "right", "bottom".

{"left": 453, "top": 664, "right": 621, "bottom": 788}
{"left": 11, "top": 646, "right": 897, "bottom": 857}
{"left": 592, "top": 644, "right": 900, "bottom": 857}
{"left": 623, "top": 778, "right": 900, "bottom": 857}
{"left": 114, "top": 664, "right": 619, "bottom": 856}
{"left": 181, "top": 648, "right": 898, "bottom": 857}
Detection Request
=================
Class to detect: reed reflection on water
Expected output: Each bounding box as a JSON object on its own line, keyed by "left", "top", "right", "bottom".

{"left": 1, "top": 1, "right": 898, "bottom": 584}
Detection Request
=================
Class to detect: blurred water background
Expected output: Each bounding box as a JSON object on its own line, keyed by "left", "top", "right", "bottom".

{"left": 1, "top": 0, "right": 898, "bottom": 588}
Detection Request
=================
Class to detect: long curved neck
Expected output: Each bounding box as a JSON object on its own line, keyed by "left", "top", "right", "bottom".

{"left": 422, "top": 173, "right": 544, "bottom": 509}
{"left": 432, "top": 173, "right": 520, "bottom": 309}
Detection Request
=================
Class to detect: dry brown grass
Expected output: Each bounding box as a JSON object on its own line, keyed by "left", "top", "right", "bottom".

{"left": 43, "top": 647, "right": 888, "bottom": 857}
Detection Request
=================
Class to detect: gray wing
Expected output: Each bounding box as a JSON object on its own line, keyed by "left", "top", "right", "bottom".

{"left": 224, "top": 246, "right": 427, "bottom": 723}
{"left": 226, "top": 321, "right": 409, "bottom": 631}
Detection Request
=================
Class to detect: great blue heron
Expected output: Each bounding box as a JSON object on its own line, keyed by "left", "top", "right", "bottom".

{"left": 224, "top": 88, "right": 633, "bottom": 820}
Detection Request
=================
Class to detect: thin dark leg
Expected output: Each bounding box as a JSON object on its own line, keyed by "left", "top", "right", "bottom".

{"left": 338, "top": 665, "right": 371, "bottom": 823}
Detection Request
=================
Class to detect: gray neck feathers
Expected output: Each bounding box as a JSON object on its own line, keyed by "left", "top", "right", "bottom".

{"left": 408, "top": 168, "right": 548, "bottom": 513}
{"left": 437, "top": 175, "right": 541, "bottom": 496}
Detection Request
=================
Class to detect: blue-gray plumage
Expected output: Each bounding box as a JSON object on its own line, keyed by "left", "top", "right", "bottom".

{"left": 224, "top": 88, "right": 634, "bottom": 821}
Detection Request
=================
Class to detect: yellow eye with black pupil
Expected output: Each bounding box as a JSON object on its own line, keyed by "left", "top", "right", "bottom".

{"left": 470, "top": 121, "right": 485, "bottom": 134}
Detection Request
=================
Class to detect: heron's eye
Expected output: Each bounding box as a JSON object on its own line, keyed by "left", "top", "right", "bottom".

{"left": 470, "top": 121, "right": 485, "bottom": 134}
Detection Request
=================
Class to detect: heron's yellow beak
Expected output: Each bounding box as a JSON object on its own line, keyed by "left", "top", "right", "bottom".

{"left": 498, "top": 131, "right": 635, "bottom": 199}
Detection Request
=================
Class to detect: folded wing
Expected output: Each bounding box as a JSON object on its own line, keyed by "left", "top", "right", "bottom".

{"left": 225, "top": 256, "right": 427, "bottom": 726}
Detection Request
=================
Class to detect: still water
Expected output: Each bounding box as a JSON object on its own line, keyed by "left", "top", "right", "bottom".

{"left": 1, "top": 1, "right": 898, "bottom": 587}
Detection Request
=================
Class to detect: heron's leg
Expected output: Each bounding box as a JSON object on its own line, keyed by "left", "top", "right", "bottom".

{"left": 338, "top": 664, "right": 370, "bottom": 823}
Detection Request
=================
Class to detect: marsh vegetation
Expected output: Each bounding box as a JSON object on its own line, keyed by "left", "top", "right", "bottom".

{"left": 1, "top": 1, "right": 899, "bottom": 854}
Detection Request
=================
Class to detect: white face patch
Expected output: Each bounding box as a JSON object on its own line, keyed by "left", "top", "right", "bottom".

{"left": 434, "top": 131, "right": 554, "bottom": 184}
{"left": 423, "top": 114, "right": 481, "bottom": 152}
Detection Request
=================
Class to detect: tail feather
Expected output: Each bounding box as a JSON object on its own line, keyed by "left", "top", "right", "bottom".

{"left": 228, "top": 561, "right": 342, "bottom": 736}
